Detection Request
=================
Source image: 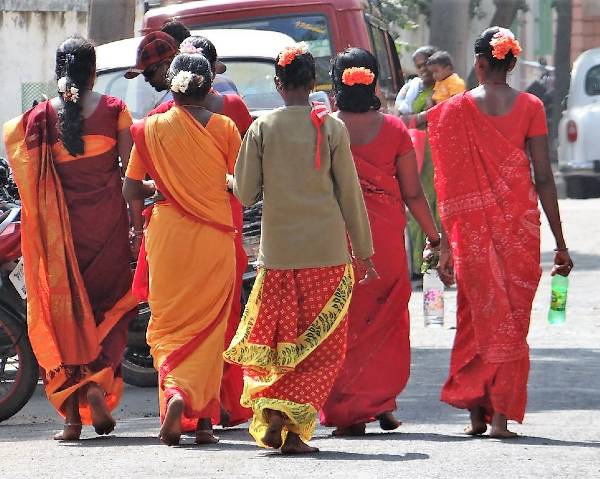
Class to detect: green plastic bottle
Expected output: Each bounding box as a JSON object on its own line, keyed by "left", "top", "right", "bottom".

{"left": 548, "top": 274, "right": 569, "bottom": 325}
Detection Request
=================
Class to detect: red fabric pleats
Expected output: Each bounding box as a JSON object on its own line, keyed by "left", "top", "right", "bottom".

{"left": 441, "top": 289, "right": 530, "bottom": 423}
{"left": 320, "top": 155, "right": 411, "bottom": 428}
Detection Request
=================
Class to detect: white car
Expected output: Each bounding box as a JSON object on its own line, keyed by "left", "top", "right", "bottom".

{"left": 557, "top": 47, "right": 600, "bottom": 198}
{"left": 95, "top": 28, "right": 305, "bottom": 119}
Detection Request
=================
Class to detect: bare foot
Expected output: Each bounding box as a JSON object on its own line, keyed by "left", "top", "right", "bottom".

{"left": 377, "top": 412, "right": 402, "bottom": 431}
{"left": 219, "top": 407, "right": 231, "bottom": 428}
{"left": 87, "top": 384, "right": 116, "bottom": 436}
{"left": 332, "top": 423, "right": 366, "bottom": 436}
{"left": 281, "top": 432, "right": 319, "bottom": 455}
{"left": 159, "top": 394, "right": 184, "bottom": 446}
{"left": 195, "top": 418, "right": 219, "bottom": 445}
{"left": 464, "top": 406, "right": 487, "bottom": 436}
{"left": 262, "top": 409, "right": 285, "bottom": 449}
{"left": 53, "top": 423, "right": 82, "bottom": 441}
{"left": 490, "top": 413, "right": 518, "bottom": 439}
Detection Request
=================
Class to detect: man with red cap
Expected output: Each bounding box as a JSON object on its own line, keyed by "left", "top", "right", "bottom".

{"left": 125, "top": 31, "right": 178, "bottom": 92}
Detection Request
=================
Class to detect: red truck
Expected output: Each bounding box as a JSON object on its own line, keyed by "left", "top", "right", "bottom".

{"left": 143, "top": 0, "right": 403, "bottom": 109}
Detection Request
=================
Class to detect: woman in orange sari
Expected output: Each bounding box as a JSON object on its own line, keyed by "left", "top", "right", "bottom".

{"left": 3, "top": 37, "right": 138, "bottom": 440}
{"left": 425, "top": 28, "right": 573, "bottom": 437}
{"left": 152, "top": 34, "right": 254, "bottom": 428}
{"left": 123, "top": 52, "right": 240, "bottom": 446}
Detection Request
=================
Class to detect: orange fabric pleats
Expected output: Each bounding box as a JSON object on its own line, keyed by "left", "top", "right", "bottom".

{"left": 3, "top": 102, "right": 137, "bottom": 421}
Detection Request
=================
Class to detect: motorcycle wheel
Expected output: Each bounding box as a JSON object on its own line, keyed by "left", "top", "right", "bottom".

{"left": 0, "top": 311, "right": 39, "bottom": 422}
{"left": 122, "top": 346, "right": 157, "bottom": 388}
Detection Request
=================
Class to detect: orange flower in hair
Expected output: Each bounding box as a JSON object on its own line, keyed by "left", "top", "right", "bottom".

{"left": 342, "top": 67, "right": 375, "bottom": 86}
{"left": 490, "top": 28, "right": 522, "bottom": 60}
{"left": 278, "top": 43, "right": 309, "bottom": 67}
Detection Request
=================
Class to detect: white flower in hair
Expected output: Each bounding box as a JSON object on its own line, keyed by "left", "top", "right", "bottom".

{"left": 69, "top": 86, "right": 79, "bottom": 103}
{"left": 171, "top": 70, "right": 194, "bottom": 93}
{"left": 57, "top": 76, "right": 68, "bottom": 93}
{"left": 171, "top": 70, "right": 204, "bottom": 94}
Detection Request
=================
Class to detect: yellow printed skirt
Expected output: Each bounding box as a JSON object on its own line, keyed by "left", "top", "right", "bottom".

{"left": 224, "top": 264, "right": 353, "bottom": 446}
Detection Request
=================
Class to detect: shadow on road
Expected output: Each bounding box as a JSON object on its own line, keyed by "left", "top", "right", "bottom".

{"left": 262, "top": 450, "right": 430, "bottom": 462}
{"left": 400, "top": 347, "right": 600, "bottom": 426}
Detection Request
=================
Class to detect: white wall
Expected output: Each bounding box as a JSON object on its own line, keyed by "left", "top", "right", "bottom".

{"left": 0, "top": 3, "right": 88, "bottom": 155}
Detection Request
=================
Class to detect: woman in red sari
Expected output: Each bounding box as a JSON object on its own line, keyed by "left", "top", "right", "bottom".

{"left": 425, "top": 27, "right": 573, "bottom": 437}
{"left": 320, "top": 48, "right": 440, "bottom": 435}
{"left": 3, "top": 37, "right": 138, "bottom": 440}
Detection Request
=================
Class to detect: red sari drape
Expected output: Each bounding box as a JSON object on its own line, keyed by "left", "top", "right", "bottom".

{"left": 428, "top": 93, "right": 541, "bottom": 423}
{"left": 320, "top": 153, "right": 411, "bottom": 428}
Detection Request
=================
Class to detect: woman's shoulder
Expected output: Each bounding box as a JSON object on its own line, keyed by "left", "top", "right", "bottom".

{"left": 518, "top": 91, "right": 545, "bottom": 111}
{"left": 382, "top": 113, "right": 409, "bottom": 132}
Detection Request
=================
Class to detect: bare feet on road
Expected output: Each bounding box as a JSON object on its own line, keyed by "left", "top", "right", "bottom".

{"left": 262, "top": 409, "right": 285, "bottom": 448}
{"left": 281, "top": 432, "right": 319, "bottom": 455}
{"left": 464, "top": 406, "right": 487, "bottom": 436}
{"left": 159, "top": 394, "right": 184, "bottom": 446}
{"left": 87, "top": 383, "right": 116, "bottom": 436}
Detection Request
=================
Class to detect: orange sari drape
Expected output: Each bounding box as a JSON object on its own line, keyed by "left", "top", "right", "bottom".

{"left": 3, "top": 102, "right": 137, "bottom": 423}
{"left": 428, "top": 93, "right": 541, "bottom": 422}
{"left": 130, "top": 107, "right": 239, "bottom": 428}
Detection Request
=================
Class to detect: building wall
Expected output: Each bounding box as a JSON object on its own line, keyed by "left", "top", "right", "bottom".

{"left": 571, "top": 0, "right": 600, "bottom": 63}
{"left": 0, "top": 3, "right": 88, "bottom": 155}
{"left": 0, "top": 0, "right": 145, "bottom": 156}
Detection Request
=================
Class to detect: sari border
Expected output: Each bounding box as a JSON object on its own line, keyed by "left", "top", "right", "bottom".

{"left": 223, "top": 265, "right": 354, "bottom": 373}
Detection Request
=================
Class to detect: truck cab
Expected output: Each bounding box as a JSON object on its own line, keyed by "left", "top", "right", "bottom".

{"left": 143, "top": 0, "right": 403, "bottom": 110}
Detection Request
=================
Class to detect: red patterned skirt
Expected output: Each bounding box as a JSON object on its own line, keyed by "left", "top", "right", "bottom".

{"left": 224, "top": 264, "right": 353, "bottom": 446}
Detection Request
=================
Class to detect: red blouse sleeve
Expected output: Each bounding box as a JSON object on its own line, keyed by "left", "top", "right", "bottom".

{"left": 387, "top": 114, "right": 414, "bottom": 157}
{"left": 148, "top": 100, "right": 175, "bottom": 117}
{"left": 525, "top": 93, "right": 548, "bottom": 138}
{"left": 222, "top": 95, "right": 253, "bottom": 137}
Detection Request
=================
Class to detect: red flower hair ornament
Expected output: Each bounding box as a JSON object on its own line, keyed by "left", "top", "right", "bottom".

{"left": 489, "top": 27, "right": 522, "bottom": 60}
{"left": 342, "top": 67, "right": 375, "bottom": 86}
{"left": 277, "top": 43, "right": 309, "bottom": 68}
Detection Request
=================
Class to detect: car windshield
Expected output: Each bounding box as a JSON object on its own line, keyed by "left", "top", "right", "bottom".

{"left": 197, "top": 15, "right": 333, "bottom": 92}
{"left": 95, "top": 60, "right": 283, "bottom": 118}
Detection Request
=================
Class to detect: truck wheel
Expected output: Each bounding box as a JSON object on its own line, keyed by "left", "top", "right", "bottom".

{"left": 566, "top": 176, "right": 587, "bottom": 199}
{"left": 0, "top": 311, "right": 39, "bottom": 422}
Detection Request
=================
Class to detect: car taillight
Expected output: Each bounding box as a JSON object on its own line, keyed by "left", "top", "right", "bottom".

{"left": 567, "top": 120, "right": 577, "bottom": 143}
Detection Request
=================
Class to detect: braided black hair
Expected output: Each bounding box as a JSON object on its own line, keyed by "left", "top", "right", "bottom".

{"left": 167, "top": 53, "right": 212, "bottom": 100}
{"left": 474, "top": 27, "right": 516, "bottom": 72}
{"left": 55, "top": 37, "right": 96, "bottom": 157}
{"left": 331, "top": 48, "right": 381, "bottom": 113}
{"left": 275, "top": 49, "right": 315, "bottom": 90}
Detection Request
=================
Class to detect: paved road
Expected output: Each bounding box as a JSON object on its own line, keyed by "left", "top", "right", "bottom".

{"left": 2, "top": 199, "right": 599, "bottom": 478}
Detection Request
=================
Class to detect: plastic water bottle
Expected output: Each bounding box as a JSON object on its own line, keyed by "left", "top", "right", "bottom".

{"left": 548, "top": 274, "right": 569, "bottom": 325}
{"left": 423, "top": 269, "right": 444, "bottom": 327}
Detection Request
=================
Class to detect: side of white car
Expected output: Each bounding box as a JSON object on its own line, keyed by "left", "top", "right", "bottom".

{"left": 557, "top": 47, "right": 600, "bottom": 198}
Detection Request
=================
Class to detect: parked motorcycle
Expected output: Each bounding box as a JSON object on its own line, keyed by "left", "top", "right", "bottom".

{"left": 0, "top": 159, "right": 39, "bottom": 422}
{"left": 121, "top": 201, "right": 262, "bottom": 388}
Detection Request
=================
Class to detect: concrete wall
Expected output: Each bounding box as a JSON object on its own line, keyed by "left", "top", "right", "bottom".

{"left": 0, "top": 0, "right": 145, "bottom": 156}
{"left": 0, "top": 3, "right": 88, "bottom": 156}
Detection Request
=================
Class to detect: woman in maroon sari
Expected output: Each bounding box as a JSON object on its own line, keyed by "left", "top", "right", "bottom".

{"left": 426, "top": 28, "right": 573, "bottom": 437}
{"left": 3, "top": 37, "right": 137, "bottom": 440}
{"left": 320, "top": 48, "right": 440, "bottom": 435}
